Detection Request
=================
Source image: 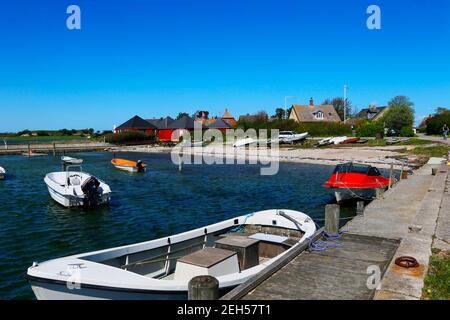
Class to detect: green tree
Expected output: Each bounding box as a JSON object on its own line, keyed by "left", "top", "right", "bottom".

{"left": 273, "top": 108, "right": 286, "bottom": 120}
{"left": 176, "top": 112, "right": 189, "bottom": 120}
{"left": 383, "top": 96, "right": 415, "bottom": 130}
{"left": 323, "top": 97, "right": 352, "bottom": 121}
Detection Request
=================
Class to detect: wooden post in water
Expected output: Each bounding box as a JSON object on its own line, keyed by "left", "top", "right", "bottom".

{"left": 356, "top": 201, "right": 365, "bottom": 215}
{"left": 389, "top": 163, "right": 394, "bottom": 189}
{"left": 325, "top": 204, "right": 340, "bottom": 235}
{"left": 376, "top": 187, "right": 385, "bottom": 199}
{"left": 53, "top": 142, "right": 56, "bottom": 156}
{"left": 188, "top": 276, "right": 219, "bottom": 300}
{"left": 178, "top": 148, "right": 183, "bottom": 172}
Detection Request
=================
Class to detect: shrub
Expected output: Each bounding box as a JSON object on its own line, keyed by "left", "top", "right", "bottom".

{"left": 356, "top": 121, "right": 384, "bottom": 137}
{"left": 400, "top": 126, "right": 415, "bottom": 137}
{"left": 295, "top": 122, "right": 351, "bottom": 136}
{"left": 105, "top": 131, "right": 154, "bottom": 144}
{"left": 426, "top": 111, "right": 450, "bottom": 135}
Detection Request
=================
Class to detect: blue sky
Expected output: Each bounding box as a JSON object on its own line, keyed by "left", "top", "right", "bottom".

{"left": 0, "top": 0, "right": 449, "bottom": 131}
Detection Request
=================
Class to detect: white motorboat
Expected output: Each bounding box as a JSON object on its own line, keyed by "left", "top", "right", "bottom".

{"left": 278, "top": 131, "right": 308, "bottom": 144}
{"left": 27, "top": 209, "right": 316, "bottom": 300}
{"left": 61, "top": 156, "right": 83, "bottom": 164}
{"left": 44, "top": 164, "right": 111, "bottom": 207}
{"left": 0, "top": 166, "right": 5, "bottom": 180}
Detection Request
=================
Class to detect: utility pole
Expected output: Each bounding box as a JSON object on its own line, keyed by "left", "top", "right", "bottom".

{"left": 284, "top": 96, "right": 296, "bottom": 118}
{"left": 343, "top": 84, "right": 347, "bottom": 123}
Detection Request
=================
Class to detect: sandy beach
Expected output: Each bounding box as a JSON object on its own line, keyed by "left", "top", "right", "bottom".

{"left": 108, "top": 143, "right": 418, "bottom": 170}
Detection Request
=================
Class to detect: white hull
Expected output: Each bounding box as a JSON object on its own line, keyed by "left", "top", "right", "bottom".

{"left": 113, "top": 164, "right": 140, "bottom": 173}
{"left": 61, "top": 156, "right": 83, "bottom": 164}
{"left": 0, "top": 167, "right": 4, "bottom": 180}
{"left": 334, "top": 188, "right": 378, "bottom": 202}
{"left": 27, "top": 209, "right": 315, "bottom": 300}
{"left": 279, "top": 132, "right": 308, "bottom": 144}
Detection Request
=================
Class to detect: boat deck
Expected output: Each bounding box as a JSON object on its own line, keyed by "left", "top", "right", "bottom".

{"left": 225, "top": 233, "right": 399, "bottom": 300}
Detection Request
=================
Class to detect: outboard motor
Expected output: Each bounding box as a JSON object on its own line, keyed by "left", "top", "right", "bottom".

{"left": 136, "top": 160, "right": 144, "bottom": 172}
{"left": 81, "top": 176, "right": 101, "bottom": 207}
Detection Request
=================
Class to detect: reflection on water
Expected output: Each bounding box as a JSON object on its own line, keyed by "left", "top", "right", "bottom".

{"left": 0, "top": 152, "right": 355, "bottom": 299}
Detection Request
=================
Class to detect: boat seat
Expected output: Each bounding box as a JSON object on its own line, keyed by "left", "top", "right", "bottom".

{"left": 173, "top": 247, "right": 239, "bottom": 281}
{"left": 69, "top": 176, "right": 82, "bottom": 186}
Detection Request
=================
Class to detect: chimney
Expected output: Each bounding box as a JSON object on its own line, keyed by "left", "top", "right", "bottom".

{"left": 309, "top": 98, "right": 314, "bottom": 106}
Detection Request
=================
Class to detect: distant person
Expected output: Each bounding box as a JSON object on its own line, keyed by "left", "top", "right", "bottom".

{"left": 443, "top": 124, "right": 449, "bottom": 140}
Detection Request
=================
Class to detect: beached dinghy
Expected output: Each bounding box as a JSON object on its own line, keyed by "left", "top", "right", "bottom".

{"left": 111, "top": 158, "right": 146, "bottom": 173}
{"left": 61, "top": 156, "right": 83, "bottom": 164}
{"left": 324, "top": 162, "right": 391, "bottom": 202}
{"left": 27, "top": 209, "right": 315, "bottom": 300}
{"left": 44, "top": 165, "right": 111, "bottom": 207}
{"left": 0, "top": 166, "right": 5, "bottom": 180}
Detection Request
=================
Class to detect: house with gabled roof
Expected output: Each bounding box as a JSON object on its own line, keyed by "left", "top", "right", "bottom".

{"left": 146, "top": 116, "right": 175, "bottom": 141}
{"left": 206, "top": 118, "right": 231, "bottom": 132}
{"left": 289, "top": 98, "right": 341, "bottom": 123}
{"left": 114, "top": 115, "right": 157, "bottom": 134}
{"left": 221, "top": 108, "right": 237, "bottom": 126}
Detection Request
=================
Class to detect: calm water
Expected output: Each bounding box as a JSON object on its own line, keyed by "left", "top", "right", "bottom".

{"left": 0, "top": 152, "right": 351, "bottom": 299}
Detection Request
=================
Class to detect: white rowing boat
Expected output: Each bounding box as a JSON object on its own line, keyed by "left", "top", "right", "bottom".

{"left": 44, "top": 164, "right": 111, "bottom": 207}
{"left": 61, "top": 156, "right": 83, "bottom": 164}
{"left": 27, "top": 209, "right": 316, "bottom": 300}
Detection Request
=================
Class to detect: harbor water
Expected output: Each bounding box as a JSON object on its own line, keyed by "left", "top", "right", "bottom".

{"left": 0, "top": 152, "right": 357, "bottom": 299}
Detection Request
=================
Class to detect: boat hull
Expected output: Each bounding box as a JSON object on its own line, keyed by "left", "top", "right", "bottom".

{"left": 29, "top": 277, "right": 234, "bottom": 300}
{"left": 47, "top": 185, "right": 111, "bottom": 207}
{"left": 334, "top": 187, "right": 383, "bottom": 203}
{"left": 113, "top": 164, "right": 140, "bottom": 173}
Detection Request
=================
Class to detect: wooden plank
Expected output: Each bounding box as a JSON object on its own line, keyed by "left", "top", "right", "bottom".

{"left": 236, "top": 233, "right": 399, "bottom": 300}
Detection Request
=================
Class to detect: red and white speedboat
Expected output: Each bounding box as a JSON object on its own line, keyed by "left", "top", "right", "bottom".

{"left": 324, "top": 162, "right": 391, "bottom": 202}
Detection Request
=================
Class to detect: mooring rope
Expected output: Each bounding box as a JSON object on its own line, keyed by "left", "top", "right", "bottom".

{"left": 307, "top": 229, "right": 347, "bottom": 252}
{"left": 230, "top": 212, "right": 255, "bottom": 233}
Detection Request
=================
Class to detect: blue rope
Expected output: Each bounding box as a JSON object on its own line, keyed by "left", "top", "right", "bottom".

{"left": 307, "top": 230, "right": 346, "bottom": 252}
{"left": 230, "top": 213, "right": 254, "bottom": 233}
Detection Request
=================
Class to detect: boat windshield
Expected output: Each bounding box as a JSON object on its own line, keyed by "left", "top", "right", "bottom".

{"left": 333, "top": 163, "right": 380, "bottom": 175}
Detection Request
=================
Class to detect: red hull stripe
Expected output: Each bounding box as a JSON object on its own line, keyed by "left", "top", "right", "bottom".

{"left": 324, "top": 172, "right": 390, "bottom": 189}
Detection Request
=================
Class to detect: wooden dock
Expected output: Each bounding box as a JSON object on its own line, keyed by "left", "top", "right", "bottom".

{"left": 222, "top": 233, "right": 399, "bottom": 300}
{"left": 0, "top": 142, "right": 110, "bottom": 156}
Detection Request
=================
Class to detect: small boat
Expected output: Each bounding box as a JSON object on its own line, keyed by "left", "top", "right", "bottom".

{"left": 316, "top": 137, "right": 333, "bottom": 147}
{"left": 111, "top": 158, "right": 146, "bottom": 173}
{"left": 61, "top": 156, "right": 83, "bottom": 164}
{"left": 339, "top": 137, "right": 360, "bottom": 144}
{"left": 278, "top": 131, "right": 308, "bottom": 144}
{"left": 0, "top": 166, "right": 5, "bottom": 180}
{"left": 316, "top": 136, "right": 350, "bottom": 147}
{"left": 44, "top": 164, "right": 111, "bottom": 207}
{"left": 27, "top": 209, "right": 316, "bottom": 300}
{"left": 324, "top": 162, "right": 391, "bottom": 202}
{"left": 329, "top": 136, "right": 349, "bottom": 145}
